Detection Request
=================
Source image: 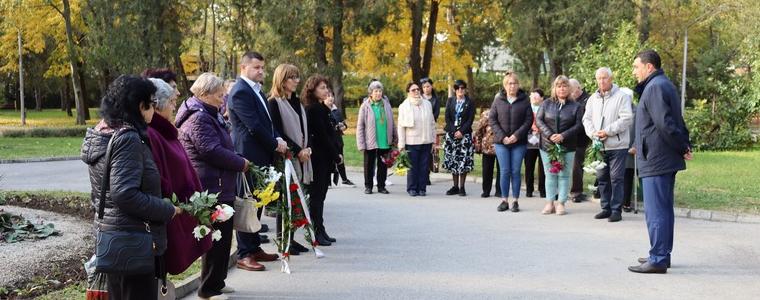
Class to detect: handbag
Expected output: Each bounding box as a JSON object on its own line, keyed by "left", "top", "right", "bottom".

{"left": 94, "top": 129, "right": 156, "bottom": 275}
{"left": 233, "top": 173, "right": 262, "bottom": 233}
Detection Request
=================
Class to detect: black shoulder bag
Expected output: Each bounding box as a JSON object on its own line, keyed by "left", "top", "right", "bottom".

{"left": 94, "top": 129, "right": 156, "bottom": 275}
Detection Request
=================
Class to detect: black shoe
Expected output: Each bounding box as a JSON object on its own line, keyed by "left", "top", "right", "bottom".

{"left": 481, "top": 192, "right": 490, "bottom": 198}
{"left": 323, "top": 231, "right": 337, "bottom": 243}
{"left": 594, "top": 210, "right": 611, "bottom": 219}
{"left": 608, "top": 212, "right": 622, "bottom": 222}
{"left": 315, "top": 234, "right": 332, "bottom": 246}
{"left": 333, "top": 173, "right": 339, "bottom": 186}
{"left": 526, "top": 191, "right": 534, "bottom": 198}
{"left": 408, "top": 190, "right": 418, "bottom": 197}
{"left": 259, "top": 234, "right": 270, "bottom": 244}
{"left": 260, "top": 224, "right": 269, "bottom": 233}
{"left": 426, "top": 179, "right": 432, "bottom": 185}
{"left": 364, "top": 187, "right": 373, "bottom": 194}
{"left": 628, "top": 262, "right": 667, "bottom": 274}
{"left": 377, "top": 187, "right": 389, "bottom": 194}
{"left": 540, "top": 192, "right": 547, "bottom": 198}
{"left": 458, "top": 188, "right": 467, "bottom": 196}
{"left": 623, "top": 205, "right": 633, "bottom": 213}
{"left": 497, "top": 201, "right": 509, "bottom": 212}
{"left": 510, "top": 201, "right": 520, "bottom": 212}
{"left": 291, "top": 240, "right": 309, "bottom": 253}
{"left": 446, "top": 186, "right": 460, "bottom": 195}
{"left": 637, "top": 257, "right": 670, "bottom": 268}
{"left": 418, "top": 191, "right": 426, "bottom": 197}
{"left": 342, "top": 179, "right": 355, "bottom": 186}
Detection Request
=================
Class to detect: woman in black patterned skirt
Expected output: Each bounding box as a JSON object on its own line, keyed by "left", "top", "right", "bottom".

{"left": 443, "top": 80, "right": 476, "bottom": 196}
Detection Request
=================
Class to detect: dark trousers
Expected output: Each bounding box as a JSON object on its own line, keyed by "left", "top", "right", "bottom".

{"left": 334, "top": 137, "right": 349, "bottom": 182}
{"left": 311, "top": 159, "right": 332, "bottom": 234}
{"left": 642, "top": 172, "right": 676, "bottom": 268}
{"left": 481, "top": 154, "right": 501, "bottom": 197}
{"left": 570, "top": 144, "right": 589, "bottom": 197}
{"left": 236, "top": 173, "right": 261, "bottom": 259}
{"left": 364, "top": 148, "right": 390, "bottom": 189}
{"left": 198, "top": 218, "right": 233, "bottom": 298}
{"left": 524, "top": 148, "right": 545, "bottom": 196}
{"left": 598, "top": 149, "right": 628, "bottom": 213}
{"left": 406, "top": 144, "right": 432, "bottom": 193}
{"left": 107, "top": 272, "right": 157, "bottom": 300}
{"left": 623, "top": 168, "right": 635, "bottom": 207}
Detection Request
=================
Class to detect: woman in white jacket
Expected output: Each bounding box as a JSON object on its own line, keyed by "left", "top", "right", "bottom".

{"left": 582, "top": 67, "right": 634, "bottom": 222}
{"left": 398, "top": 82, "right": 437, "bottom": 196}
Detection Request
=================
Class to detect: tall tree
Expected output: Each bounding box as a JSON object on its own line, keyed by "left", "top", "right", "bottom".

{"left": 408, "top": 0, "right": 439, "bottom": 83}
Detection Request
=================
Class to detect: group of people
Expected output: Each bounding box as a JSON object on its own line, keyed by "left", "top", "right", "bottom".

{"left": 82, "top": 52, "right": 350, "bottom": 300}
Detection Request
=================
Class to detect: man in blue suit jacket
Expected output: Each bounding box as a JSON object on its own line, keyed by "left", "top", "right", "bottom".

{"left": 228, "top": 51, "right": 286, "bottom": 272}
{"left": 628, "top": 50, "right": 692, "bottom": 274}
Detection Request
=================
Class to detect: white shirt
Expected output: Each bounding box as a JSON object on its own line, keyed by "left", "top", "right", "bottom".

{"left": 240, "top": 75, "right": 271, "bottom": 121}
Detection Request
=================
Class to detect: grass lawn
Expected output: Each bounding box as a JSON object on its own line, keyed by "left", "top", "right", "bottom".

{"left": 0, "top": 137, "right": 83, "bottom": 160}
{"left": 0, "top": 108, "right": 99, "bottom": 127}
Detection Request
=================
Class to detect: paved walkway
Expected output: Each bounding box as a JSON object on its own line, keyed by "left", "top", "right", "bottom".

{"left": 2, "top": 161, "right": 759, "bottom": 299}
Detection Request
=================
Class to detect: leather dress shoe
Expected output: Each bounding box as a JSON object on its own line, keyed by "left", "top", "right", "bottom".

{"left": 290, "top": 241, "right": 309, "bottom": 253}
{"left": 594, "top": 210, "right": 611, "bottom": 219}
{"left": 526, "top": 191, "right": 534, "bottom": 198}
{"left": 608, "top": 212, "right": 622, "bottom": 222}
{"left": 497, "top": 201, "right": 509, "bottom": 212}
{"left": 377, "top": 187, "right": 389, "bottom": 194}
{"left": 322, "top": 231, "right": 337, "bottom": 243}
{"left": 364, "top": 188, "right": 373, "bottom": 194}
{"left": 628, "top": 262, "right": 667, "bottom": 274}
{"left": 638, "top": 257, "right": 670, "bottom": 268}
{"left": 236, "top": 257, "right": 265, "bottom": 271}
{"left": 259, "top": 234, "right": 270, "bottom": 244}
{"left": 408, "top": 190, "right": 418, "bottom": 197}
{"left": 315, "top": 234, "right": 332, "bottom": 246}
{"left": 481, "top": 192, "right": 490, "bottom": 198}
{"left": 418, "top": 191, "right": 426, "bottom": 197}
{"left": 342, "top": 179, "right": 355, "bottom": 186}
{"left": 250, "top": 249, "right": 279, "bottom": 262}
{"left": 510, "top": 201, "right": 520, "bottom": 212}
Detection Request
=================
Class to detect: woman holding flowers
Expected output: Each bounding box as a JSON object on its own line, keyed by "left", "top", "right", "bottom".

{"left": 304, "top": 75, "right": 343, "bottom": 246}
{"left": 81, "top": 75, "right": 181, "bottom": 299}
{"left": 443, "top": 79, "right": 476, "bottom": 196}
{"left": 535, "top": 75, "right": 584, "bottom": 215}
{"left": 397, "top": 82, "right": 436, "bottom": 197}
{"left": 177, "top": 73, "right": 275, "bottom": 297}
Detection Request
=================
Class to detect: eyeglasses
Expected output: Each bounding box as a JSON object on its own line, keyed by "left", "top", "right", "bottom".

{"left": 454, "top": 86, "right": 466, "bottom": 90}
{"left": 410, "top": 88, "right": 420, "bottom": 92}
{"left": 287, "top": 76, "right": 300, "bottom": 81}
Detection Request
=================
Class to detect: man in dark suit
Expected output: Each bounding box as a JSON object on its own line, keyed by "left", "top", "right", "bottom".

{"left": 227, "top": 51, "right": 287, "bottom": 272}
{"left": 628, "top": 50, "right": 692, "bottom": 274}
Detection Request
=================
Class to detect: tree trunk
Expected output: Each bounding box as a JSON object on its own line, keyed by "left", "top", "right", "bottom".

{"left": 466, "top": 65, "right": 476, "bottom": 104}
{"left": 638, "top": 0, "right": 651, "bottom": 44}
{"left": 408, "top": 0, "right": 424, "bottom": 83}
{"left": 199, "top": 3, "right": 208, "bottom": 72}
{"left": 421, "top": 0, "right": 439, "bottom": 78}
{"left": 35, "top": 88, "right": 42, "bottom": 111}
{"left": 174, "top": 52, "right": 190, "bottom": 97}
{"left": 211, "top": 0, "right": 217, "bottom": 72}
{"left": 77, "top": 60, "right": 90, "bottom": 120}
{"left": 314, "top": 3, "right": 328, "bottom": 71}
{"left": 59, "top": 0, "right": 87, "bottom": 125}
{"left": 331, "top": 0, "right": 346, "bottom": 117}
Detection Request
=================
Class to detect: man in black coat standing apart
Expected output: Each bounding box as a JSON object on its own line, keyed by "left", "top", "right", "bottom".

{"left": 228, "top": 51, "right": 286, "bottom": 272}
{"left": 628, "top": 50, "right": 692, "bottom": 274}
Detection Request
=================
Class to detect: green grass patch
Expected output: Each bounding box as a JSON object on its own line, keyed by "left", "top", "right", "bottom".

{"left": 35, "top": 282, "right": 87, "bottom": 300}
{"left": 0, "top": 137, "right": 83, "bottom": 160}
{"left": 0, "top": 108, "right": 99, "bottom": 127}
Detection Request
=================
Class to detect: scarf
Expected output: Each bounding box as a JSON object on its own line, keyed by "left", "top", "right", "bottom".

{"left": 274, "top": 97, "right": 313, "bottom": 184}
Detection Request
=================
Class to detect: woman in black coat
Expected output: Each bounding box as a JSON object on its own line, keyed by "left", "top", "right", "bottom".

{"left": 81, "top": 75, "right": 180, "bottom": 300}
{"left": 302, "top": 75, "right": 342, "bottom": 246}
{"left": 442, "top": 79, "right": 476, "bottom": 196}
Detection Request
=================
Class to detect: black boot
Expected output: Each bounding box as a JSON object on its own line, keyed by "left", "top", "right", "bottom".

{"left": 458, "top": 173, "right": 467, "bottom": 196}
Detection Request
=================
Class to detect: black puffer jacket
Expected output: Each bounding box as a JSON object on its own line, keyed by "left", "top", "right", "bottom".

{"left": 81, "top": 125, "right": 175, "bottom": 254}
{"left": 488, "top": 89, "right": 533, "bottom": 145}
{"left": 535, "top": 99, "right": 583, "bottom": 152}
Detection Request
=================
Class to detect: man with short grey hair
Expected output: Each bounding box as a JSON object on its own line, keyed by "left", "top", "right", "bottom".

{"left": 569, "top": 78, "right": 591, "bottom": 202}
{"left": 582, "top": 67, "right": 634, "bottom": 222}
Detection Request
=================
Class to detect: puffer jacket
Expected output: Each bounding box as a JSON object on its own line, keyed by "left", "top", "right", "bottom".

{"left": 81, "top": 123, "right": 175, "bottom": 254}
{"left": 488, "top": 89, "right": 533, "bottom": 145}
{"left": 535, "top": 99, "right": 583, "bottom": 152}
{"left": 175, "top": 97, "right": 246, "bottom": 204}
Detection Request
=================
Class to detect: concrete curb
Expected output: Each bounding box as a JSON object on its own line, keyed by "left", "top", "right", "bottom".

{"left": 174, "top": 251, "right": 238, "bottom": 299}
{"left": 348, "top": 166, "right": 760, "bottom": 224}
{"left": 0, "top": 156, "right": 80, "bottom": 164}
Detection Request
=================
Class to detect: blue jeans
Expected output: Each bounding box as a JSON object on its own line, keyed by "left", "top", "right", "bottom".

{"left": 539, "top": 150, "right": 575, "bottom": 203}
{"left": 494, "top": 144, "right": 527, "bottom": 199}
{"left": 406, "top": 144, "right": 432, "bottom": 193}
{"left": 598, "top": 149, "right": 628, "bottom": 213}
{"left": 642, "top": 173, "right": 676, "bottom": 268}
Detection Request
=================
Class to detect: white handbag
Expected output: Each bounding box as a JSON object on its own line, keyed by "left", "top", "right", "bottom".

{"left": 233, "top": 174, "right": 262, "bottom": 233}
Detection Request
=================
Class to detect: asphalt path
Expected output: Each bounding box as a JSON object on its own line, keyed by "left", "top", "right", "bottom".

{"left": 1, "top": 160, "right": 759, "bottom": 299}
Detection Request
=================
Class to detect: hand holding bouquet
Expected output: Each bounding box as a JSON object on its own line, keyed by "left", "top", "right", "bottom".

{"left": 168, "top": 191, "right": 233, "bottom": 241}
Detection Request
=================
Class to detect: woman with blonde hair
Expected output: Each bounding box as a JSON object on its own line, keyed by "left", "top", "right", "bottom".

{"left": 535, "top": 75, "right": 583, "bottom": 215}
{"left": 267, "top": 64, "right": 314, "bottom": 252}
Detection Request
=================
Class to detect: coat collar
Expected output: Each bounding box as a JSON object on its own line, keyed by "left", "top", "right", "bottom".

{"left": 635, "top": 69, "right": 664, "bottom": 97}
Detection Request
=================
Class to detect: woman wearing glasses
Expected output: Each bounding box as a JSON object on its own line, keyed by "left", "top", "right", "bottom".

{"left": 443, "top": 80, "right": 476, "bottom": 196}
{"left": 397, "top": 82, "right": 436, "bottom": 196}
